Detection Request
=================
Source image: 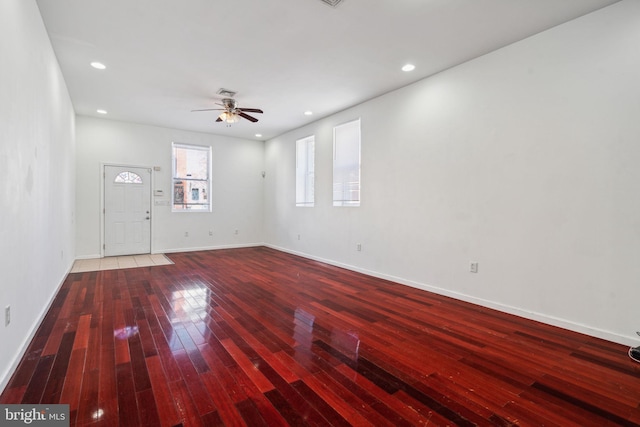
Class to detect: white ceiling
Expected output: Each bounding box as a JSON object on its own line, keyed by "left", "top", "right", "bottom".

{"left": 36, "top": 0, "right": 618, "bottom": 141}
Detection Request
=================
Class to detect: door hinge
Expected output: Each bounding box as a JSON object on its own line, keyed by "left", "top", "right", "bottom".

{"left": 103, "top": 244, "right": 105, "bottom": 249}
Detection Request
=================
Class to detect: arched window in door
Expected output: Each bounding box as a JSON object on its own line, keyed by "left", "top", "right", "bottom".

{"left": 114, "top": 171, "right": 143, "bottom": 184}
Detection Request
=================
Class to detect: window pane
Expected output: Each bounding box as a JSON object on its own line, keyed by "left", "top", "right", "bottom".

{"left": 174, "top": 145, "right": 209, "bottom": 180}
{"left": 296, "top": 136, "right": 315, "bottom": 207}
{"left": 172, "top": 179, "right": 209, "bottom": 210}
{"left": 114, "top": 171, "right": 143, "bottom": 184}
{"left": 172, "top": 143, "right": 211, "bottom": 211}
{"left": 333, "top": 119, "right": 360, "bottom": 207}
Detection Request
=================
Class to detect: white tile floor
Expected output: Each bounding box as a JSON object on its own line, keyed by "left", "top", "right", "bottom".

{"left": 71, "top": 254, "right": 173, "bottom": 273}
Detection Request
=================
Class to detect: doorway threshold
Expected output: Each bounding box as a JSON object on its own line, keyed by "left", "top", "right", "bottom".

{"left": 71, "top": 254, "right": 173, "bottom": 273}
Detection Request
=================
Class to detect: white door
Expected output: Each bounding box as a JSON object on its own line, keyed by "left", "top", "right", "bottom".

{"left": 104, "top": 165, "right": 151, "bottom": 256}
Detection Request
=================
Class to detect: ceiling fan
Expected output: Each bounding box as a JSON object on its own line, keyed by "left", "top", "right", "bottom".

{"left": 191, "top": 98, "right": 263, "bottom": 124}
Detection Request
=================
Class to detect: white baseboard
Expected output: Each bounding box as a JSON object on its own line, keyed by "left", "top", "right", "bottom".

{"left": 74, "top": 253, "right": 101, "bottom": 260}
{"left": 5, "top": 244, "right": 264, "bottom": 390}
{"left": 75, "top": 243, "right": 264, "bottom": 260}
{"left": 0, "top": 262, "right": 74, "bottom": 392}
{"left": 161, "top": 242, "right": 263, "bottom": 254}
{"left": 264, "top": 244, "right": 638, "bottom": 347}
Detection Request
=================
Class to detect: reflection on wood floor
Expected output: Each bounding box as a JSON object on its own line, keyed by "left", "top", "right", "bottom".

{"left": 2, "top": 247, "right": 639, "bottom": 426}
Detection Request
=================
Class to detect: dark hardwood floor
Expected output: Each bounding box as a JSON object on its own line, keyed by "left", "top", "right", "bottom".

{"left": 2, "top": 247, "right": 639, "bottom": 426}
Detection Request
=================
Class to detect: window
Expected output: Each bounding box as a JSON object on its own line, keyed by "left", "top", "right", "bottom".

{"left": 296, "top": 135, "right": 315, "bottom": 207}
{"left": 333, "top": 119, "right": 361, "bottom": 206}
{"left": 114, "top": 171, "right": 143, "bottom": 184}
{"left": 172, "top": 143, "right": 211, "bottom": 211}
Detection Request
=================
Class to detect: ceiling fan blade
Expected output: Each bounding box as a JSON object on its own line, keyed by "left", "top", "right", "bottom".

{"left": 238, "top": 108, "right": 263, "bottom": 114}
{"left": 191, "top": 108, "right": 225, "bottom": 112}
{"left": 238, "top": 112, "right": 259, "bottom": 122}
{"left": 215, "top": 117, "right": 223, "bottom": 122}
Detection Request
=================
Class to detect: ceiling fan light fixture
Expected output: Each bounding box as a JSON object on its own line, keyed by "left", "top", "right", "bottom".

{"left": 193, "top": 98, "right": 261, "bottom": 124}
{"left": 219, "top": 111, "right": 239, "bottom": 123}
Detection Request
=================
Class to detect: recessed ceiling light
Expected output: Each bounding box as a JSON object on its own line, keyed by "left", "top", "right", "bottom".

{"left": 96, "top": 109, "right": 107, "bottom": 114}
{"left": 304, "top": 111, "right": 313, "bottom": 116}
{"left": 255, "top": 134, "right": 262, "bottom": 138}
{"left": 91, "top": 62, "right": 106, "bottom": 70}
{"left": 402, "top": 64, "right": 415, "bottom": 72}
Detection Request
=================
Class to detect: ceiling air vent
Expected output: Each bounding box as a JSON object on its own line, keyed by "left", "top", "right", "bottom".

{"left": 216, "top": 88, "right": 237, "bottom": 98}
{"left": 319, "top": 0, "right": 343, "bottom": 7}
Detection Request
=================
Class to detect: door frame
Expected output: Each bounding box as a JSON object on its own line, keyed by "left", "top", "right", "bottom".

{"left": 101, "top": 163, "right": 155, "bottom": 257}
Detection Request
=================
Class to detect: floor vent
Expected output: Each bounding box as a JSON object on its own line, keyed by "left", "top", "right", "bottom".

{"left": 319, "top": 0, "right": 343, "bottom": 7}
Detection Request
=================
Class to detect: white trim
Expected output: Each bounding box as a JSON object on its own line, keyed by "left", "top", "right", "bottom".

{"left": 0, "top": 263, "right": 73, "bottom": 392}
{"left": 101, "top": 163, "right": 154, "bottom": 256}
{"left": 161, "top": 242, "right": 263, "bottom": 254}
{"left": 332, "top": 118, "right": 361, "bottom": 207}
{"left": 264, "top": 243, "right": 640, "bottom": 347}
{"left": 74, "top": 254, "right": 102, "bottom": 260}
{"left": 171, "top": 142, "right": 212, "bottom": 213}
{"left": 8, "top": 242, "right": 636, "bottom": 393}
{"left": 74, "top": 243, "right": 264, "bottom": 260}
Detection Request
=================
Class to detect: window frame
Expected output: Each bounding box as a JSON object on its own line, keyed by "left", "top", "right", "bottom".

{"left": 332, "top": 118, "right": 361, "bottom": 207}
{"left": 114, "top": 171, "right": 143, "bottom": 184}
{"left": 171, "top": 142, "right": 212, "bottom": 212}
{"left": 295, "top": 135, "right": 316, "bottom": 207}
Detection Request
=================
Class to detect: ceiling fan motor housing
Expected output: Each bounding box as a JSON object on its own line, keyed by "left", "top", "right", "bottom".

{"left": 222, "top": 98, "right": 237, "bottom": 111}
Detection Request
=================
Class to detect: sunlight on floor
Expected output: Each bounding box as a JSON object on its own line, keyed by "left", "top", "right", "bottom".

{"left": 71, "top": 254, "right": 173, "bottom": 273}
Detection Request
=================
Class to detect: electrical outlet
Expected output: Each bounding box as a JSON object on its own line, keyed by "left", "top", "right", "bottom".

{"left": 184, "top": 231, "right": 189, "bottom": 237}
{"left": 470, "top": 262, "right": 479, "bottom": 273}
{"left": 5, "top": 305, "right": 10, "bottom": 327}
{"left": 234, "top": 229, "right": 239, "bottom": 235}
{"left": 209, "top": 230, "right": 213, "bottom": 236}
{"left": 297, "top": 234, "right": 301, "bottom": 240}
{"left": 357, "top": 243, "right": 362, "bottom": 252}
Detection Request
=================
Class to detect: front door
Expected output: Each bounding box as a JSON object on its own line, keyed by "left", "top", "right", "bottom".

{"left": 104, "top": 165, "right": 151, "bottom": 256}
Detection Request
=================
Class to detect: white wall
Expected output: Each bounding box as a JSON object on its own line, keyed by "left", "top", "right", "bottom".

{"left": 2, "top": 2, "right": 637, "bottom": 397}
{"left": 264, "top": 0, "right": 640, "bottom": 345}
{"left": 75, "top": 117, "right": 264, "bottom": 257}
{"left": 0, "top": 0, "right": 76, "bottom": 389}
